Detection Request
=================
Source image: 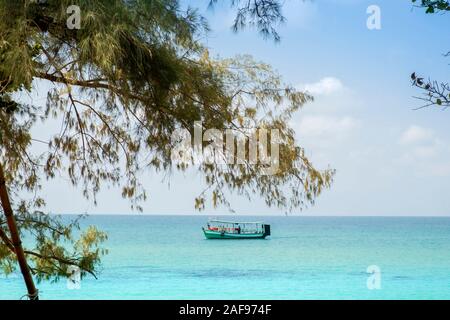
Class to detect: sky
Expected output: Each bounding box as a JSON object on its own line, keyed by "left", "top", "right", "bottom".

{"left": 24, "top": 0, "right": 450, "bottom": 216}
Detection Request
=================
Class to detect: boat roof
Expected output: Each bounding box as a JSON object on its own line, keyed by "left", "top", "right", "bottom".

{"left": 208, "top": 219, "right": 265, "bottom": 225}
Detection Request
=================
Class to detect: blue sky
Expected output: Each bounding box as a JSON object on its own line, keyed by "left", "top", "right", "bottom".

{"left": 33, "top": 0, "right": 450, "bottom": 215}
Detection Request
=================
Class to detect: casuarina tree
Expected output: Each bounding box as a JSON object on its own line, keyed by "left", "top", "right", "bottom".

{"left": 0, "top": 0, "right": 334, "bottom": 299}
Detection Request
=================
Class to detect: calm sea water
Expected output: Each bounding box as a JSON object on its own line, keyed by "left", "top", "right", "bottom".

{"left": 1, "top": 215, "right": 450, "bottom": 300}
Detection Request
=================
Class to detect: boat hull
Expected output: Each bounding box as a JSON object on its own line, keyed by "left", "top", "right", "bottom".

{"left": 203, "top": 229, "right": 268, "bottom": 239}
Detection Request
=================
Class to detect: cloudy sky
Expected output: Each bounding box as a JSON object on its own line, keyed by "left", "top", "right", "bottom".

{"left": 30, "top": 0, "right": 450, "bottom": 216}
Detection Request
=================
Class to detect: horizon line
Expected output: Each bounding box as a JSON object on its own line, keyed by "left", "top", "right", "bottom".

{"left": 48, "top": 213, "right": 450, "bottom": 217}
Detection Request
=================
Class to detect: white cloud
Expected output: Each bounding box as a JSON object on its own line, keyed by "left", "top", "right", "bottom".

{"left": 430, "top": 163, "right": 450, "bottom": 177}
{"left": 399, "top": 125, "right": 434, "bottom": 145}
{"left": 397, "top": 125, "right": 446, "bottom": 165}
{"left": 297, "top": 115, "right": 359, "bottom": 139}
{"left": 412, "top": 145, "right": 439, "bottom": 158}
{"left": 299, "top": 77, "right": 344, "bottom": 96}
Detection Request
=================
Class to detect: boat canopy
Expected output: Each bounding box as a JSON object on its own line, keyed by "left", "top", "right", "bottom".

{"left": 208, "top": 219, "right": 264, "bottom": 225}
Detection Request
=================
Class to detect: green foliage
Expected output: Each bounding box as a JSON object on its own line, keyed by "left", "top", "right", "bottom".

{"left": 1, "top": 211, "right": 107, "bottom": 282}
{"left": 411, "top": 72, "right": 450, "bottom": 109}
{"left": 412, "top": 0, "right": 450, "bottom": 13}
{"left": 209, "top": 0, "right": 285, "bottom": 41}
{"left": 410, "top": 1, "right": 449, "bottom": 109}
{"left": 0, "top": 0, "right": 334, "bottom": 283}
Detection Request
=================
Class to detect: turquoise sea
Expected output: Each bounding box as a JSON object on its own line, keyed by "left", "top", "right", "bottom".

{"left": 1, "top": 215, "right": 450, "bottom": 300}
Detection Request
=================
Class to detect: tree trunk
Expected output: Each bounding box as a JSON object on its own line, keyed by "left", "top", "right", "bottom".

{"left": 0, "top": 163, "right": 39, "bottom": 300}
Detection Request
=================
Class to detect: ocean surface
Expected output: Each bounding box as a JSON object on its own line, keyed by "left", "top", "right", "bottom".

{"left": 1, "top": 215, "right": 450, "bottom": 300}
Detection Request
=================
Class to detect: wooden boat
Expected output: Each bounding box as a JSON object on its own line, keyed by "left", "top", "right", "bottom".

{"left": 202, "top": 219, "right": 270, "bottom": 239}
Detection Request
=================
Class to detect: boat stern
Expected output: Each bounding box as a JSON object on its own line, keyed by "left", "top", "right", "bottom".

{"left": 263, "top": 224, "right": 271, "bottom": 237}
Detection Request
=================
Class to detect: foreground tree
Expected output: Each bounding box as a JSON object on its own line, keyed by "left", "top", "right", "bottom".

{"left": 0, "top": 0, "right": 334, "bottom": 299}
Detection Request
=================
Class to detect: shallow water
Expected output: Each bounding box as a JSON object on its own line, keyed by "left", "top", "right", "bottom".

{"left": 1, "top": 215, "right": 450, "bottom": 299}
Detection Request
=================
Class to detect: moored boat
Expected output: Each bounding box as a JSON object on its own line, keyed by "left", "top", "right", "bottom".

{"left": 202, "top": 219, "right": 270, "bottom": 239}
